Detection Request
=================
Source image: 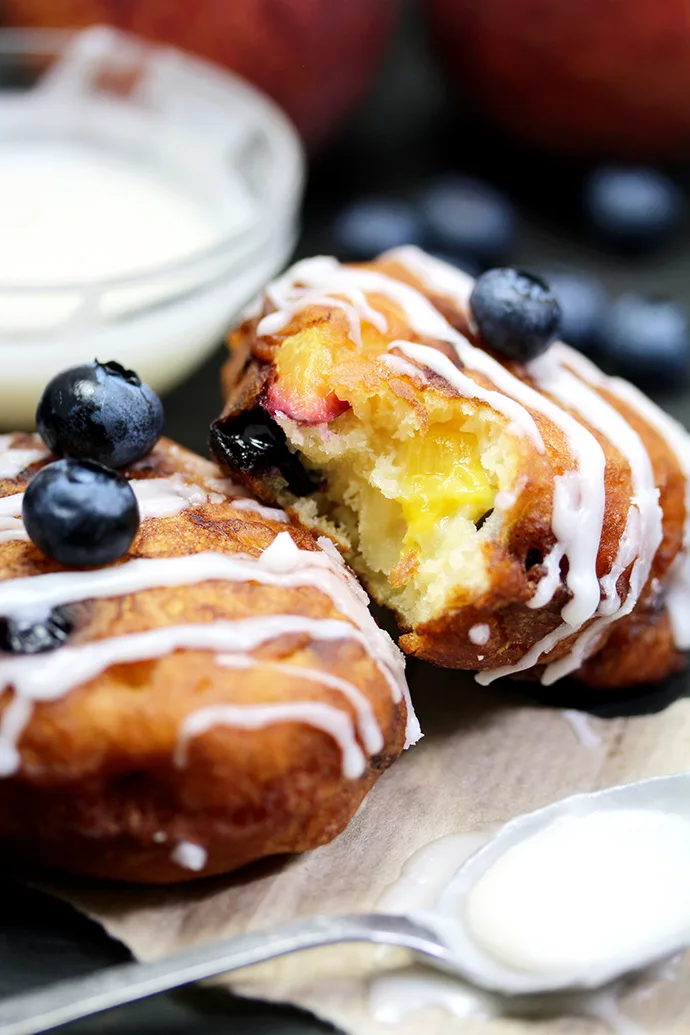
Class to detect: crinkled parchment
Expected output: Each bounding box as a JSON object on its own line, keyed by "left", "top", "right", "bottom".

{"left": 40, "top": 665, "right": 690, "bottom": 1034}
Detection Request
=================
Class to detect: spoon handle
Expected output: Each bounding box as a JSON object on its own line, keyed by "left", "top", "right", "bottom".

{"left": 0, "top": 913, "right": 448, "bottom": 1035}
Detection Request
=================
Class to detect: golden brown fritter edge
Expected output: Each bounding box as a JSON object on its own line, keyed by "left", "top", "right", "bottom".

{"left": 0, "top": 435, "right": 405, "bottom": 883}
{"left": 211, "top": 259, "right": 687, "bottom": 691}
{"left": 380, "top": 256, "right": 686, "bottom": 689}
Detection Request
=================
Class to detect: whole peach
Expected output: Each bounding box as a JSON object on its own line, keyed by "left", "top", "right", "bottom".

{"left": 427, "top": 0, "right": 690, "bottom": 159}
{"left": 4, "top": 0, "right": 398, "bottom": 148}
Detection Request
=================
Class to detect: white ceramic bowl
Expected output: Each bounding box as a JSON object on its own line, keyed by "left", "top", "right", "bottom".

{"left": 0, "top": 26, "right": 304, "bottom": 428}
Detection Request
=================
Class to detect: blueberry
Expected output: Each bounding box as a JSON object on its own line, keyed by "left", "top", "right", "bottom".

{"left": 418, "top": 176, "right": 517, "bottom": 265}
{"left": 600, "top": 295, "right": 690, "bottom": 387}
{"left": 583, "top": 167, "right": 685, "bottom": 252}
{"left": 22, "top": 459, "right": 140, "bottom": 567}
{"left": 37, "top": 360, "right": 164, "bottom": 469}
{"left": 332, "top": 197, "right": 423, "bottom": 260}
{"left": 0, "top": 606, "right": 72, "bottom": 655}
{"left": 541, "top": 270, "right": 608, "bottom": 352}
{"left": 469, "top": 268, "right": 561, "bottom": 362}
{"left": 210, "top": 409, "right": 318, "bottom": 497}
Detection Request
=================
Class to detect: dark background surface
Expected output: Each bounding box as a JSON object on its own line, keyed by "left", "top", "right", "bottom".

{"left": 2, "top": 3, "right": 690, "bottom": 1033}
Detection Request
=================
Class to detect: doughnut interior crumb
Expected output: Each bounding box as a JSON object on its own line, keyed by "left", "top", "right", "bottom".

{"left": 272, "top": 317, "right": 522, "bottom": 627}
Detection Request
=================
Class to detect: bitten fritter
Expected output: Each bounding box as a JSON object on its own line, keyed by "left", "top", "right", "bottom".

{"left": 211, "top": 248, "right": 690, "bottom": 691}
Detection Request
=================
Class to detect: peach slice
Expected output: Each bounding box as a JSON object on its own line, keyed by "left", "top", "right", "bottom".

{"left": 265, "top": 325, "right": 351, "bottom": 424}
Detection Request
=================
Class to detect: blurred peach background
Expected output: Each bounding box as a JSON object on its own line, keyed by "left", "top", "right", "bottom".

{"left": 2, "top": 0, "right": 399, "bottom": 148}
{"left": 8, "top": 0, "right": 690, "bottom": 159}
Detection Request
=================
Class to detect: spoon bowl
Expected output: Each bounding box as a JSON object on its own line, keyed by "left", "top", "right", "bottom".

{"left": 427, "top": 771, "right": 690, "bottom": 995}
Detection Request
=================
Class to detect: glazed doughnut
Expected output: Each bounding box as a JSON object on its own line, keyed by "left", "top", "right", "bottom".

{"left": 211, "top": 247, "right": 690, "bottom": 690}
{"left": 0, "top": 434, "right": 413, "bottom": 883}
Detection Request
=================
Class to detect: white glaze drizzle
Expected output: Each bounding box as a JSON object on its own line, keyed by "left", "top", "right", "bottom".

{"left": 217, "top": 653, "right": 384, "bottom": 755}
{"left": 0, "top": 492, "right": 27, "bottom": 543}
{"left": 0, "top": 445, "right": 286, "bottom": 537}
{"left": 176, "top": 699, "right": 366, "bottom": 779}
{"left": 0, "top": 528, "right": 415, "bottom": 773}
{"left": 479, "top": 343, "right": 664, "bottom": 685}
{"left": 493, "top": 477, "right": 526, "bottom": 513}
{"left": 0, "top": 437, "right": 44, "bottom": 543}
{"left": 390, "top": 340, "right": 544, "bottom": 448}
{"left": 468, "top": 624, "right": 490, "bottom": 646}
{"left": 378, "top": 832, "right": 492, "bottom": 913}
{"left": 386, "top": 243, "right": 476, "bottom": 310}
{"left": 0, "top": 534, "right": 408, "bottom": 706}
{"left": 0, "top": 435, "right": 48, "bottom": 480}
{"left": 379, "top": 352, "right": 429, "bottom": 383}
{"left": 0, "top": 697, "right": 32, "bottom": 775}
{"left": 370, "top": 968, "right": 493, "bottom": 1025}
{"left": 534, "top": 346, "right": 662, "bottom": 683}
{"left": 0, "top": 615, "right": 379, "bottom": 700}
{"left": 562, "top": 709, "right": 602, "bottom": 749}
{"left": 0, "top": 474, "right": 225, "bottom": 542}
{"left": 206, "top": 474, "right": 288, "bottom": 521}
{"left": 0, "top": 615, "right": 382, "bottom": 777}
{"left": 563, "top": 351, "right": 690, "bottom": 652}
{"left": 170, "top": 841, "right": 208, "bottom": 872}
{"left": 312, "top": 534, "right": 420, "bottom": 743}
{"left": 259, "top": 275, "right": 388, "bottom": 347}
{"left": 0, "top": 540, "right": 363, "bottom": 636}
{"left": 225, "top": 496, "right": 288, "bottom": 521}
{"left": 129, "top": 475, "right": 213, "bottom": 518}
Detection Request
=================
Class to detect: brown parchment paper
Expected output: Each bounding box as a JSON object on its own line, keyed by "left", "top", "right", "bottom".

{"left": 39, "top": 665, "right": 690, "bottom": 1035}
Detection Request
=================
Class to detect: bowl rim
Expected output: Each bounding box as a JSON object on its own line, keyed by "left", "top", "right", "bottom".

{"left": 0, "top": 26, "right": 305, "bottom": 295}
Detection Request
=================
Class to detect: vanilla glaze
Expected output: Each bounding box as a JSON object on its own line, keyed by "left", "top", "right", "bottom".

{"left": 0, "top": 435, "right": 49, "bottom": 480}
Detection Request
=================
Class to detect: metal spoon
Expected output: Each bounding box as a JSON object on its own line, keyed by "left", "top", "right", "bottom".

{"left": 0, "top": 912, "right": 452, "bottom": 1035}
{"left": 1, "top": 773, "right": 688, "bottom": 1035}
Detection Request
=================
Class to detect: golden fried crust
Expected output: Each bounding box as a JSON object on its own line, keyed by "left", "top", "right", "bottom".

{"left": 0, "top": 436, "right": 405, "bottom": 883}
{"left": 214, "top": 259, "right": 687, "bottom": 690}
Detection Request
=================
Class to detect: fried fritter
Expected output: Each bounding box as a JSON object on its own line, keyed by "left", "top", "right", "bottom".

{"left": 0, "top": 434, "right": 410, "bottom": 883}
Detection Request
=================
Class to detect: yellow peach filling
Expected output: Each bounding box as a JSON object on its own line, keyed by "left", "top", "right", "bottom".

{"left": 269, "top": 321, "right": 521, "bottom": 626}
{"left": 392, "top": 427, "right": 496, "bottom": 548}
{"left": 274, "top": 326, "right": 339, "bottom": 406}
